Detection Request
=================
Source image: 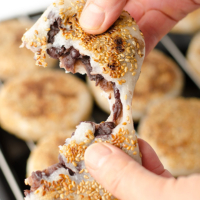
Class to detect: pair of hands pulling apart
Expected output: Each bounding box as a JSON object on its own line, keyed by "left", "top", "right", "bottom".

{"left": 79, "top": 0, "right": 200, "bottom": 199}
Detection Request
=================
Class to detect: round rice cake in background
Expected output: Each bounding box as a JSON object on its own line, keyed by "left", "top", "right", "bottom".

{"left": 138, "top": 98, "right": 200, "bottom": 177}
{"left": 0, "top": 19, "right": 57, "bottom": 81}
{"left": 88, "top": 50, "right": 184, "bottom": 121}
{"left": 0, "top": 70, "right": 93, "bottom": 141}
{"left": 171, "top": 8, "right": 200, "bottom": 34}
{"left": 187, "top": 31, "right": 200, "bottom": 76}
{"left": 27, "top": 131, "right": 74, "bottom": 177}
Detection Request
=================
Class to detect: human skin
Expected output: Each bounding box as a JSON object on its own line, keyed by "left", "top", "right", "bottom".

{"left": 79, "top": 0, "right": 200, "bottom": 54}
{"left": 81, "top": 1, "right": 200, "bottom": 199}
{"left": 84, "top": 140, "right": 200, "bottom": 200}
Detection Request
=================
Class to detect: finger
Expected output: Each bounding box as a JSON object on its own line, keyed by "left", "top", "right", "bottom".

{"left": 137, "top": 9, "right": 177, "bottom": 55}
{"left": 124, "top": 0, "right": 145, "bottom": 22}
{"left": 79, "top": 0, "right": 127, "bottom": 34}
{"left": 138, "top": 139, "right": 173, "bottom": 178}
{"left": 85, "top": 143, "right": 174, "bottom": 200}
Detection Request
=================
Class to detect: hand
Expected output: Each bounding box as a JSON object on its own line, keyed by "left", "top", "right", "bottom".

{"left": 79, "top": 0, "right": 200, "bottom": 54}
{"left": 85, "top": 139, "right": 200, "bottom": 200}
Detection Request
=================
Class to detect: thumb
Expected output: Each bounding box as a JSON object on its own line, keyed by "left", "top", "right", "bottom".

{"left": 79, "top": 0, "right": 127, "bottom": 34}
{"left": 84, "top": 143, "right": 174, "bottom": 200}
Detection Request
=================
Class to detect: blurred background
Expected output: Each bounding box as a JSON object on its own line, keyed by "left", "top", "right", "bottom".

{"left": 0, "top": 2, "right": 200, "bottom": 200}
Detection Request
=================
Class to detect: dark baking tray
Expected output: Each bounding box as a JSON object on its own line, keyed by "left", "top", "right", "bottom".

{"left": 0, "top": 20, "right": 200, "bottom": 199}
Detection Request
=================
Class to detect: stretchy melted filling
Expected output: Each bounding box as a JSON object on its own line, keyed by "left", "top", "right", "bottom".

{"left": 46, "top": 17, "right": 122, "bottom": 122}
{"left": 24, "top": 163, "right": 75, "bottom": 196}
{"left": 47, "top": 46, "right": 122, "bottom": 121}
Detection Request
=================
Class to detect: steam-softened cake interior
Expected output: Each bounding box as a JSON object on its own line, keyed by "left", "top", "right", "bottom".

{"left": 22, "top": 0, "right": 145, "bottom": 199}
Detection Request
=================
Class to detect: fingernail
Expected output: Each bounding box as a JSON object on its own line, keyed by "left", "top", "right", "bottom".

{"left": 80, "top": 3, "right": 105, "bottom": 30}
{"left": 85, "top": 143, "right": 112, "bottom": 170}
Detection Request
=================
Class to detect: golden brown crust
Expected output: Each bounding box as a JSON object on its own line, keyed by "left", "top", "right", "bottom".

{"left": 27, "top": 131, "right": 74, "bottom": 177}
{"left": 0, "top": 19, "right": 57, "bottom": 80}
{"left": 139, "top": 98, "right": 200, "bottom": 176}
{"left": 22, "top": 0, "right": 144, "bottom": 198}
{"left": 0, "top": 70, "right": 93, "bottom": 141}
{"left": 22, "top": 9, "right": 145, "bottom": 83}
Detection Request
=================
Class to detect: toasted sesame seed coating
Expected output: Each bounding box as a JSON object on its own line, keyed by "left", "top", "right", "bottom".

{"left": 25, "top": 126, "right": 139, "bottom": 200}
{"left": 22, "top": 0, "right": 145, "bottom": 199}
{"left": 22, "top": 0, "right": 144, "bottom": 82}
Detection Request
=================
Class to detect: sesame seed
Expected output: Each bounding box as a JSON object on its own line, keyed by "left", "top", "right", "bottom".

{"left": 72, "top": 181, "right": 76, "bottom": 187}
{"left": 117, "top": 80, "right": 122, "bottom": 85}
{"left": 133, "top": 151, "right": 137, "bottom": 155}
{"left": 132, "top": 41, "right": 136, "bottom": 46}
{"left": 37, "top": 38, "right": 41, "bottom": 43}
{"left": 131, "top": 140, "right": 135, "bottom": 145}
{"left": 34, "top": 190, "right": 39, "bottom": 194}
{"left": 33, "top": 42, "right": 37, "bottom": 47}
{"left": 132, "top": 72, "right": 136, "bottom": 76}
{"left": 25, "top": 179, "right": 29, "bottom": 185}
{"left": 129, "top": 68, "right": 134, "bottom": 72}
{"left": 131, "top": 147, "right": 135, "bottom": 151}
{"left": 125, "top": 138, "right": 130, "bottom": 143}
{"left": 127, "top": 146, "right": 131, "bottom": 150}
{"left": 84, "top": 175, "right": 89, "bottom": 179}
{"left": 42, "top": 191, "right": 46, "bottom": 196}
{"left": 72, "top": 162, "right": 77, "bottom": 167}
{"left": 124, "top": 95, "right": 127, "bottom": 100}
{"left": 121, "top": 72, "right": 125, "bottom": 77}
